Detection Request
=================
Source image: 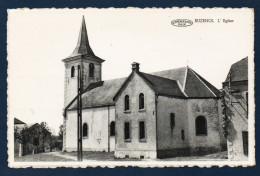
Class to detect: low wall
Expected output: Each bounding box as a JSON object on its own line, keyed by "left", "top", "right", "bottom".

{"left": 157, "top": 146, "right": 221, "bottom": 159}
{"left": 115, "top": 150, "right": 157, "bottom": 159}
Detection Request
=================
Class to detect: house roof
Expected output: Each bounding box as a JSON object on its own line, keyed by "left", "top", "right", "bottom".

{"left": 14, "top": 118, "right": 26, "bottom": 125}
{"left": 68, "top": 65, "right": 220, "bottom": 110}
{"left": 225, "top": 57, "right": 248, "bottom": 82}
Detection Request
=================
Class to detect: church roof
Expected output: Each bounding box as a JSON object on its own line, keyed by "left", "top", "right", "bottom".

{"left": 135, "top": 72, "right": 186, "bottom": 98}
{"left": 152, "top": 67, "right": 187, "bottom": 87}
{"left": 67, "top": 65, "right": 220, "bottom": 110}
{"left": 14, "top": 118, "right": 26, "bottom": 125}
{"left": 63, "top": 16, "right": 104, "bottom": 63}
{"left": 152, "top": 67, "right": 220, "bottom": 97}
{"left": 69, "top": 77, "right": 127, "bottom": 110}
{"left": 224, "top": 57, "right": 248, "bottom": 83}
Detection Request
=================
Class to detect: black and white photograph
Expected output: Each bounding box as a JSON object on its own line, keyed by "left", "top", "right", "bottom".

{"left": 7, "top": 8, "right": 255, "bottom": 168}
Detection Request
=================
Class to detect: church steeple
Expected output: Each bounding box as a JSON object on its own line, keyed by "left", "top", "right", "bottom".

{"left": 63, "top": 16, "right": 104, "bottom": 106}
{"left": 70, "top": 16, "right": 94, "bottom": 57}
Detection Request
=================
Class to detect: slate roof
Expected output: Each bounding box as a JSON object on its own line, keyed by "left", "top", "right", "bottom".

{"left": 70, "top": 77, "right": 127, "bottom": 109}
{"left": 152, "top": 67, "right": 187, "bottom": 87}
{"left": 14, "top": 118, "right": 26, "bottom": 125}
{"left": 68, "top": 65, "right": 220, "bottom": 110}
{"left": 151, "top": 67, "right": 220, "bottom": 98}
{"left": 139, "top": 72, "right": 186, "bottom": 97}
{"left": 63, "top": 16, "right": 104, "bottom": 63}
{"left": 225, "top": 57, "right": 248, "bottom": 82}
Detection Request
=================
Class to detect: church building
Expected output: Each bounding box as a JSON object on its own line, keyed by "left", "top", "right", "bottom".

{"left": 62, "top": 17, "right": 226, "bottom": 159}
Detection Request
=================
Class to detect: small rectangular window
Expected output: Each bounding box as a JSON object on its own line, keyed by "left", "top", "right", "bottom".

{"left": 170, "top": 113, "right": 175, "bottom": 130}
{"left": 139, "top": 121, "right": 145, "bottom": 140}
{"left": 242, "top": 131, "right": 248, "bottom": 156}
{"left": 246, "top": 92, "right": 248, "bottom": 118}
{"left": 181, "top": 130, "right": 185, "bottom": 141}
{"left": 124, "top": 122, "right": 130, "bottom": 141}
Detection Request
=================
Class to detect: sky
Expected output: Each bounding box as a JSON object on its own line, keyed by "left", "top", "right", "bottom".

{"left": 7, "top": 8, "right": 254, "bottom": 134}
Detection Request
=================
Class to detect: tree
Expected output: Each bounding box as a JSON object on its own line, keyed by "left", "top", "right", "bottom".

{"left": 39, "top": 122, "right": 51, "bottom": 152}
{"left": 58, "top": 124, "right": 63, "bottom": 141}
{"left": 58, "top": 124, "right": 63, "bottom": 150}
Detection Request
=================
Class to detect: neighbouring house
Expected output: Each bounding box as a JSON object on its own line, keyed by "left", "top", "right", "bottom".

{"left": 20, "top": 123, "right": 52, "bottom": 156}
{"left": 62, "top": 16, "right": 226, "bottom": 159}
{"left": 14, "top": 118, "right": 26, "bottom": 157}
{"left": 222, "top": 57, "right": 248, "bottom": 160}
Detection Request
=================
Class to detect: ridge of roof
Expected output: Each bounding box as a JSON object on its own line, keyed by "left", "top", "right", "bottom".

{"left": 183, "top": 66, "right": 188, "bottom": 91}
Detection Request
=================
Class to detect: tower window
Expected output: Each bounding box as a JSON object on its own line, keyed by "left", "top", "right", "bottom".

{"left": 181, "top": 130, "right": 185, "bottom": 141}
{"left": 170, "top": 113, "right": 175, "bottom": 131}
{"left": 139, "top": 121, "right": 145, "bottom": 140}
{"left": 124, "top": 122, "right": 130, "bottom": 141}
{"left": 83, "top": 123, "right": 88, "bottom": 137}
{"left": 110, "top": 121, "right": 115, "bottom": 136}
{"left": 71, "top": 66, "right": 75, "bottom": 78}
{"left": 139, "top": 93, "right": 144, "bottom": 110}
{"left": 89, "top": 63, "right": 94, "bottom": 78}
{"left": 195, "top": 116, "right": 207, "bottom": 136}
{"left": 125, "top": 95, "right": 130, "bottom": 111}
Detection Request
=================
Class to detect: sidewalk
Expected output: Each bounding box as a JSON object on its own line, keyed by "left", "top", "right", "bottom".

{"left": 44, "top": 152, "right": 77, "bottom": 161}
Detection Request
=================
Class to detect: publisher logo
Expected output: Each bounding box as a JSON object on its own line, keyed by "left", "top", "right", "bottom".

{"left": 171, "top": 19, "right": 193, "bottom": 27}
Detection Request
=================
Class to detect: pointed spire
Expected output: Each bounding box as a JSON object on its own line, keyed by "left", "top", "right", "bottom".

{"left": 71, "top": 16, "right": 94, "bottom": 57}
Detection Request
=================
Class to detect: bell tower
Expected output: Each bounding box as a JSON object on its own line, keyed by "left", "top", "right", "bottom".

{"left": 62, "top": 16, "right": 105, "bottom": 107}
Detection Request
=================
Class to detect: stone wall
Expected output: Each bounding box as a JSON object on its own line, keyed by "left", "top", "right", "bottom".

{"left": 114, "top": 73, "right": 157, "bottom": 159}
{"left": 225, "top": 83, "right": 248, "bottom": 160}
{"left": 156, "top": 97, "right": 225, "bottom": 158}
{"left": 156, "top": 96, "right": 189, "bottom": 158}
{"left": 187, "top": 99, "right": 224, "bottom": 153}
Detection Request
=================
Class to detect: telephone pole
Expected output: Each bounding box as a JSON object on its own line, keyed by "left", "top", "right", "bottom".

{"left": 77, "top": 65, "right": 83, "bottom": 161}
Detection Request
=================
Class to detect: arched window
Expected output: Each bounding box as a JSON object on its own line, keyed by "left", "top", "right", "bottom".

{"left": 83, "top": 123, "right": 88, "bottom": 137}
{"left": 170, "top": 113, "right": 175, "bottom": 131}
{"left": 110, "top": 121, "right": 115, "bottom": 136}
{"left": 139, "top": 93, "right": 144, "bottom": 110}
{"left": 89, "top": 63, "right": 94, "bottom": 78}
{"left": 125, "top": 95, "right": 130, "bottom": 111}
{"left": 195, "top": 116, "right": 207, "bottom": 136}
{"left": 71, "top": 66, "right": 75, "bottom": 78}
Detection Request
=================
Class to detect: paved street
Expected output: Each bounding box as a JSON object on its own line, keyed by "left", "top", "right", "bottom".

{"left": 14, "top": 152, "right": 75, "bottom": 162}
{"left": 15, "top": 151, "right": 227, "bottom": 162}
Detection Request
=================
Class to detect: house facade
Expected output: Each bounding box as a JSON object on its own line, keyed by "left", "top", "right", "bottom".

{"left": 62, "top": 16, "right": 226, "bottom": 158}
{"left": 223, "top": 57, "right": 248, "bottom": 160}
{"left": 14, "top": 118, "right": 26, "bottom": 157}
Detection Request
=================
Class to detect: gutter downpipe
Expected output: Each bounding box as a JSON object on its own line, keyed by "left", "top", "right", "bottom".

{"left": 108, "top": 105, "right": 110, "bottom": 152}
{"left": 155, "top": 93, "right": 158, "bottom": 158}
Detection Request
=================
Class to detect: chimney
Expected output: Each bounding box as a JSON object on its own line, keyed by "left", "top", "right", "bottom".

{"left": 131, "top": 62, "right": 140, "bottom": 72}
